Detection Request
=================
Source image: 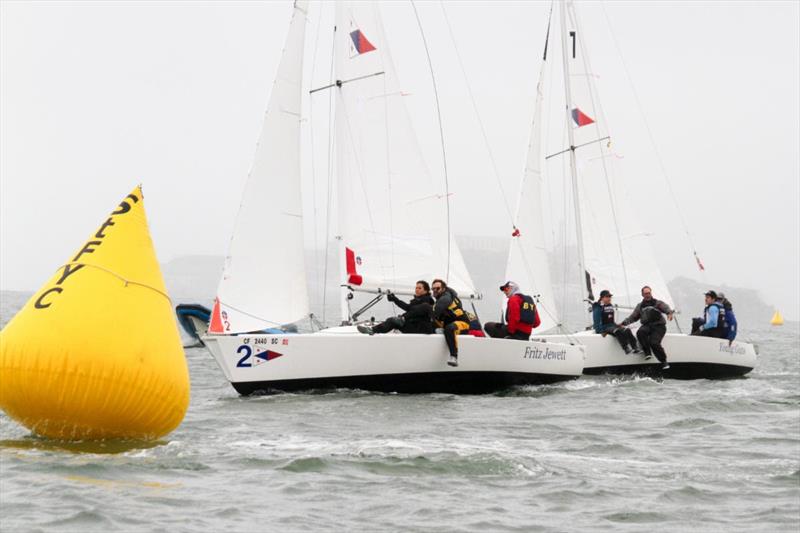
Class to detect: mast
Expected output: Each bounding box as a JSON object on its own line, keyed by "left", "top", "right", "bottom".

{"left": 338, "top": 238, "right": 351, "bottom": 324}
{"left": 329, "top": 18, "right": 351, "bottom": 325}
{"left": 558, "top": 0, "right": 592, "bottom": 302}
{"left": 330, "top": 1, "right": 479, "bottom": 308}
{"left": 551, "top": 0, "right": 675, "bottom": 311}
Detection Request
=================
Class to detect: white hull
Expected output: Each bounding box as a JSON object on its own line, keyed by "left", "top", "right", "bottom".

{"left": 202, "top": 327, "right": 585, "bottom": 394}
{"left": 533, "top": 331, "right": 756, "bottom": 379}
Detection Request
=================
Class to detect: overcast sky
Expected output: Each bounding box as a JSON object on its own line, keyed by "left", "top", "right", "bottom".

{"left": 1, "top": 0, "right": 798, "bottom": 319}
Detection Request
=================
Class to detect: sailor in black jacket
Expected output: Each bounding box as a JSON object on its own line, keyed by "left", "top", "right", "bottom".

{"left": 357, "top": 281, "right": 434, "bottom": 335}
{"left": 620, "top": 285, "right": 675, "bottom": 369}
{"left": 431, "top": 279, "right": 471, "bottom": 367}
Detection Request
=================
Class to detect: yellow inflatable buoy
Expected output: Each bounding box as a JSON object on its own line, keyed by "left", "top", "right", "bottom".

{"left": 0, "top": 186, "right": 189, "bottom": 440}
{"left": 771, "top": 310, "right": 784, "bottom": 326}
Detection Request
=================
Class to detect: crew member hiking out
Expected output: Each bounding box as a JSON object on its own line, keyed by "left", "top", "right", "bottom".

{"left": 484, "top": 281, "right": 540, "bottom": 341}
{"left": 357, "top": 281, "right": 434, "bottom": 335}
{"left": 592, "top": 289, "right": 639, "bottom": 354}
{"left": 431, "top": 279, "right": 470, "bottom": 367}
{"left": 620, "top": 285, "right": 675, "bottom": 370}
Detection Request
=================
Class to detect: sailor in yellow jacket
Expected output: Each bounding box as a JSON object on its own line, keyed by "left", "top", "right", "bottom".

{"left": 431, "top": 279, "right": 470, "bottom": 368}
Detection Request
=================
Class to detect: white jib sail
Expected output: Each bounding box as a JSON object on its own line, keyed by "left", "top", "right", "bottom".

{"left": 505, "top": 50, "right": 560, "bottom": 333}
{"left": 213, "top": 1, "right": 310, "bottom": 333}
{"left": 333, "top": 2, "right": 477, "bottom": 298}
{"left": 561, "top": 0, "right": 673, "bottom": 310}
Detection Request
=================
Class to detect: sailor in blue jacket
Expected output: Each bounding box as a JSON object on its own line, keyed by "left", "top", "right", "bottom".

{"left": 691, "top": 290, "right": 727, "bottom": 339}
{"left": 718, "top": 292, "right": 738, "bottom": 344}
{"left": 592, "top": 290, "right": 639, "bottom": 354}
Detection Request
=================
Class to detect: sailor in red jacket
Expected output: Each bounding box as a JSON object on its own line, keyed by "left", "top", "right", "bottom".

{"left": 484, "top": 281, "right": 541, "bottom": 340}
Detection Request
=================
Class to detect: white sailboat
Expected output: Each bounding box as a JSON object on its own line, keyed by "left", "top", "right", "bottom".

{"left": 519, "top": 1, "right": 755, "bottom": 379}
{"left": 199, "top": 1, "right": 584, "bottom": 394}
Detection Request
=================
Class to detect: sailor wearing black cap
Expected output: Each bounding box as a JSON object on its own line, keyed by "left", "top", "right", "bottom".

{"left": 592, "top": 290, "right": 640, "bottom": 354}
{"left": 690, "top": 290, "right": 728, "bottom": 339}
{"left": 484, "top": 281, "right": 541, "bottom": 341}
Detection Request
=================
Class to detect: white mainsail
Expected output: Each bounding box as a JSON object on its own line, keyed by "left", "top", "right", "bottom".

{"left": 559, "top": 0, "right": 673, "bottom": 310}
{"left": 505, "top": 35, "right": 560, "bottom": 333}
{"left": 333, "top": 2, "right": 477, "bottom": 297}
{"left": 212, "top": 1, "right": 310, "bottom": 333}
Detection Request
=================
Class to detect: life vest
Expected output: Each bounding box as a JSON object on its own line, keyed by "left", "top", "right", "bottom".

{"left": 600, "top": 303, "right": 615, "bottom": 326}
{"left": 467, "top": 312, "right": 485, "bottom": 337}
{"left": 724, "top": 308, "right": 738, "bottom": 341}
{"left": 639, "top": 299, "right": 666, "bottom": 325}
{"left": 704, "top": 302, "right": 727, "bottom": 330}
{"left": 442, "top": 292, "right": 468, "bottom": 324}
{"left": 506, "top": 294, "right": 537, "bottom": 325}
{"left": 505, "top": 293, "right": 540, "bottom": 331}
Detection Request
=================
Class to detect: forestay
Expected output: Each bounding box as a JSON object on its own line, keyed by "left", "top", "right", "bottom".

{"left": 212, "top": 1, "right": 310, "bottom": 333}
{"left": 333, "top": 2, "right": 477, "bottom": 297}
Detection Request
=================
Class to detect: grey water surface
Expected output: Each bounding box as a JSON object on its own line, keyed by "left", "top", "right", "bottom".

{"left": 1, "top": 292, "right": 798, "bottom": 532}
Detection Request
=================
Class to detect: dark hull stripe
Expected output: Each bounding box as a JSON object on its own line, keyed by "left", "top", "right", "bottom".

{"left": 231, "top": 371, "right": 578, "bottom": 395}
{"left": 175, "top": 304, "right": 211, "bottom": 341}
{"left": 583, "top": 362, "right": 753, "bottom": 380}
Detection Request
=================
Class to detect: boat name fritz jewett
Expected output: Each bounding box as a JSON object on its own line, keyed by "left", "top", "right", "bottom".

{"left": 524, "top": 346, "right": 568, "bottom": 361}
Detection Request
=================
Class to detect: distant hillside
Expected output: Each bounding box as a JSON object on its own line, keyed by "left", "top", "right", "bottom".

{"left": 160, "top": 245, "right": 779, "bottom": 330}
{"left": 456, "top": 236, "right": 778, "bottom": 328}
{"left": 667, "top": 276, "right": 774, "bottom": 326}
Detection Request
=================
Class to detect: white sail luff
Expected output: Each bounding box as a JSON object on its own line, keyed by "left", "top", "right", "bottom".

{"left": 333, "top": 2, "right": 478, "bottom": 299}
{"left": 214, "top": 1, "right": 310, "bottom": 333}
{"left": 505, "top": 44, "right": 560, "bottom": 333}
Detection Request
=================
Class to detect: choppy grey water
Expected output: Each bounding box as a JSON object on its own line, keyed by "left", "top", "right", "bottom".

{"left": 1, "top": 291, "right": 798, "bottom": 532}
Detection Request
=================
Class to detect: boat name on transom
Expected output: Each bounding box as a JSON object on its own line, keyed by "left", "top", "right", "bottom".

{"left": 523, "top": 346, "right": 567, "bottom": 361}
{"left": 718, "top": 343, "right": 746, "bottom": 355}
